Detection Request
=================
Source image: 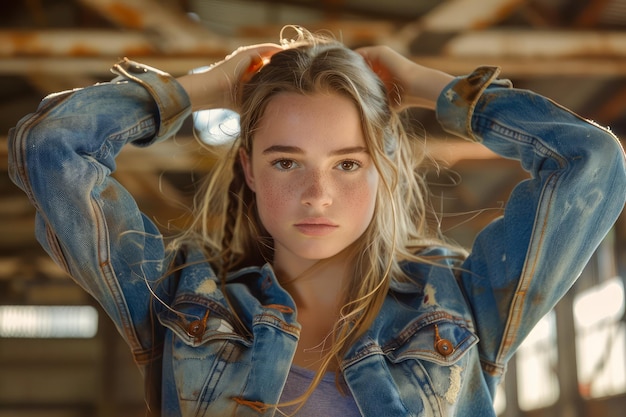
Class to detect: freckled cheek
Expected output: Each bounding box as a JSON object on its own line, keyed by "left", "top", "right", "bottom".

{"left": 340, "top": 182, "right": 370, "bottom": 203}
{"left": 340, "top": 174, "right": 379, "bottom": 219}
{"left": 251, "top": 173, "right": 299, "bottom": 226}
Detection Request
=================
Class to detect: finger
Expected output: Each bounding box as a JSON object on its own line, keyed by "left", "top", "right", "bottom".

{"left": 224, "top": 44, "right": 280, "bottom": 69}
{"left": 247, "top": 55, "right": 264, "bottom": 74}
{"left": 237, "top": 44, "right": 283, "bottom": 83}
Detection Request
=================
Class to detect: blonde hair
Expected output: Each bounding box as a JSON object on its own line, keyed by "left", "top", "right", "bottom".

{"left": 171, "top": 27, "right": 462, "bottom": 412}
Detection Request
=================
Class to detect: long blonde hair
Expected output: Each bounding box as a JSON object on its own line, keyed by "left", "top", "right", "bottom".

{"left": 172, "top": 27, "right": 461, "bottom": 410}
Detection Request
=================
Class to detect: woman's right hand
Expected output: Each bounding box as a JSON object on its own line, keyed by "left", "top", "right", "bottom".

{"left": 177, "top": 43, "right": 282, "bottom": 112}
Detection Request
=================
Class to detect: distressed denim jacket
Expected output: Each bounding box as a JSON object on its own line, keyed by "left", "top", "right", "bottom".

{"left": 9, "top": 59, "right": 626, "bottom": 417}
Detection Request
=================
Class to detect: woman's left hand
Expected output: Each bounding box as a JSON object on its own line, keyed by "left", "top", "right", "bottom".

{"left": 356, "top": 45, "right": 454, "bottom": 111}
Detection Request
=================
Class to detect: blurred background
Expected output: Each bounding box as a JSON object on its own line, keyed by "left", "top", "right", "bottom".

{"left": 0, "top": 1, "right": 625, "bottom": 416}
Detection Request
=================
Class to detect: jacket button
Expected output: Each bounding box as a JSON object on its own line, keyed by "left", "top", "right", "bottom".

{"left": 187, "top": 320, "right": 205, "bottom": 337}
{"left": 435, "top": 339, "right": 454, "bottom": 356}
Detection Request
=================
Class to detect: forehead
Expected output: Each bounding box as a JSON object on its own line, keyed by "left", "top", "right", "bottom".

{"left": 253, "top": 92, "right": 365, "bottom": 151}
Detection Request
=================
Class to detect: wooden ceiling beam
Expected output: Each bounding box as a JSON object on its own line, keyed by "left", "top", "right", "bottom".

{"left": 1, "top": 54, "right": 625, "bottom": 79}
{"left": 418, "top": 0, "right": 526, "bottom": 31}
{"left": 77, "top": 0, "right": 228, "bottom": 53}
{"left": 0, "top": 29, "right": 230, "bottom": 58}
{"left": 2, "top": 28, "right": 625, "bottom": 72}
{"left": 443, "top": 29, "right": 626, "bottom": 59}
{"left": 225, "top": 0, "right": 434, "bottom": 22}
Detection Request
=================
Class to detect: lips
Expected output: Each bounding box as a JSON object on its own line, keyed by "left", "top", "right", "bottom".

{"left": 294, "top": 218, "right": 338, "bottom": 236}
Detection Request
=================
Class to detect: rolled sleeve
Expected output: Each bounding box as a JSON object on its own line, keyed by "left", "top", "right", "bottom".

{"left": 436, "top": 66, "right": 512, "bottom": 142}
{"left": 111, "top": 58, "right": 192, "bottom": 144}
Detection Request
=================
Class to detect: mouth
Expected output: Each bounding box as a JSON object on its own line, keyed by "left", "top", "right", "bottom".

{"left": 294, "top": 218, "right": 338, "bottom": 236}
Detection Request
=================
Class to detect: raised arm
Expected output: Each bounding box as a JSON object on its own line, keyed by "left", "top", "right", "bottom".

{"left": 7, "top": 43, "right": 280, "bottom": 362}
{"left": 358, "top": 45, "right": 626, "bottom": 380}
{"left": 8, "top": 60, "right": 192, "bottom": 359}
{"left": 439, "top": 67, "right": 625, "bottom": 375}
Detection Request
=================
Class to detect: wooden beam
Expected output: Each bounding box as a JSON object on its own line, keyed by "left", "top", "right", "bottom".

{"left": 0, "top": 30, "right": 153, "bottom": 57}
{"left": 445, "top": 30, "right": 626, "bottom": 58}
{"left": 419, "top": 0, "right": 525, "bottom": 31}
{"left": 2, "top": 54, "right": 626, "bottom": 79}
{"left": 2, "top": 28, "right": 626, "bottom": 78}
{"left": 77, "top": 0, "right": 229, "bottom": 53}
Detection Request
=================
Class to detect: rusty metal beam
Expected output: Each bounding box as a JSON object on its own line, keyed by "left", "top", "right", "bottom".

{"left": 0, "top": 29, "right": 237, "bottom": 57}
{"left": 445, "top": 30, "right": 626, "bottom": 59}
{"left": 0, "top": 21, "right": 396, "bottom": 59}
{"left": 2, "top": 55, "right": 626, "bottom": 79}
{"left": 418, "top": 0, "right": 526, "bottom": 31}
{"left": 2, "top": 28, "right": 626, "bottom": 69}
{"left": 77, "top": 0, "right": 228, "bottom": 53}
{"left": 0, "top": 30, "right": 158, "bottom": 57}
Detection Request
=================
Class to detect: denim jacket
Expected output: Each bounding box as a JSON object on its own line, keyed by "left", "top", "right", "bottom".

{"left": 8, "top": 59, "right": 626, "bottom": 417}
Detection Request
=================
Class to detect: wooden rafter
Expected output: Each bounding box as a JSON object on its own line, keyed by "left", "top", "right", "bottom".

{"left": 417, "top": 0, "right": 526, "bottom": 31}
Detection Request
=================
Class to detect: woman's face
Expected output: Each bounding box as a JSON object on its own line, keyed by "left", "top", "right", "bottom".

{"left": 240, "top": 92, "right": 379, "bottom": 277}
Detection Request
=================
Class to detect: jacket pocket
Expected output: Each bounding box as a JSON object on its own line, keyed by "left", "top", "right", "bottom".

{"left": 157, "top": 296, "right": 252, "bottom": 406}
{"left": 384, "top": 314, "right": 479, "bottom": 413}
{"left": 158, "top": 295, "right": 251, "bottom": 347}
{"left": 384, "top": 314, "right": 478, "bottom": 365}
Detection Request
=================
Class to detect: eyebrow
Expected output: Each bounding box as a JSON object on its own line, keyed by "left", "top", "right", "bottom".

{"left": 261, "top": 145, "right": 368, "bottom": 156}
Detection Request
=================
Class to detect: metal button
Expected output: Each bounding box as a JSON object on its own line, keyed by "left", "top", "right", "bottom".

{"left": 433, "top": 323, "right": 455, "bottom": 357}
{"left": 435, "top": 339, "right": 455, "bottom": 356}
{"left": 187, "top": 309, "right": 210, "bottom": 340}
{"left": 187, "top": 320, "right": 205, "bottom": 337}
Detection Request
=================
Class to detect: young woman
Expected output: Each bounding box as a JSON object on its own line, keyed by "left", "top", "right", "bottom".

{"left": 8, "top": 28, "right": 626, "bottom": 416}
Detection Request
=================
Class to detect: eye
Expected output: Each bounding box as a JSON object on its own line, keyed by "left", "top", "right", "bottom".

{"left": 272, "top": 159, "right": 298, "bottom": 171}
{"left": 336, "top": 160, "right": 361, "bottom": 172}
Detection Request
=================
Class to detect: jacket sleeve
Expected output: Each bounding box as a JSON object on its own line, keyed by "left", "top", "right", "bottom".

{"left": 436, "top": 67, "right": 626, "bottom": 377}
{"left": 8, "top": 59, "right": 192, "bottom": 362}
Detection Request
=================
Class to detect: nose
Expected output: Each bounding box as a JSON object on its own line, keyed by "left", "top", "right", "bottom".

{"left": 300, "top": 170, "right": 332, "bottom": 208}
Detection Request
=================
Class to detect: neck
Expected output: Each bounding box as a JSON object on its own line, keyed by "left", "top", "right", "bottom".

{"left": 278, "top": 257, "right": 353, "bottom": 372}
{"left": 275, "top": 253, "right": 354, "bottom": 312}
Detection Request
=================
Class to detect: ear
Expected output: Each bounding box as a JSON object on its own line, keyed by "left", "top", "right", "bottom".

{"left": 239, "top": 147, "right": 256, "bottom": 192}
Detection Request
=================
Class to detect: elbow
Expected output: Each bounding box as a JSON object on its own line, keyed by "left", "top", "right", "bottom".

{"left": 583, "top": 126, "right": 626, "bottom": 210}
{"left": 10, "top": 114, "right": 65, "bottom": 167}
{"left": 597, "top": 127, "right": 626, "bottom": 186}
{"left": 8, "top": 109, "right": 89, "bottom": 196}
